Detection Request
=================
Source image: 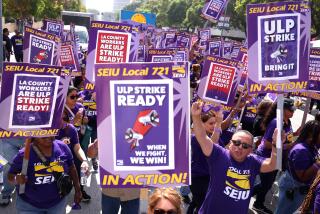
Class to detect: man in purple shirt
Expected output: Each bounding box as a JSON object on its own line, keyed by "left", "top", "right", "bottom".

{"left": 191, "top": 102, "right": 278, "bottom": 214}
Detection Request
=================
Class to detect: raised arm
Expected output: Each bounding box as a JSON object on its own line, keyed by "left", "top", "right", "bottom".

{"left": 260, "top": 128, "right": 281, "bottom": 173}
{"left": 191, "top": 102, "right": 214, "bottom": 157}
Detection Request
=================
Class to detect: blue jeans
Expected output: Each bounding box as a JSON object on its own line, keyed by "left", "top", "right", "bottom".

{"left": 275, "top": 171, "right": 307, "bottom": 214}
{"left": 16, "top": 195, "right": 67, "bottom": 214}
{"left": 0, "top": 138, "right": 24, "bottom": 197}
{"left": 101, "top": 193, "right": 140, "bottom": 214}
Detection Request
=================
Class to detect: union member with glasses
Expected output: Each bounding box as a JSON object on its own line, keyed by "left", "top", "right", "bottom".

{"left": 191, "top": 101, "right": 278, "bottom": 214}
{"left": 148, "top": 187, "right": 182, "bottom": 214}
{"left": 65, "top": 86, "right": 91, "bottom": 201}
{"left": 253, "top": 98, "right": 297, "bottom": 213}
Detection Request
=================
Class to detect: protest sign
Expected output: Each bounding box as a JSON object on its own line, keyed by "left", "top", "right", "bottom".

{"left": 176, "top": 33, "right": 191, "bottom": 49}
{"left": 42, "top": 19, "right": 64, "bottom": 37}
{"left": 23, "top": 27, "right": 61, "bottom": 65}
{"left": 201, "top": 0, "right": 228, "bottom": 22}
{"left": 60, "top": 41, "right": 81, "bottom": 76}
{"left": 164, "top": 32, "right": 177, "bottom": 48}
{"left": 222, "top": 41, "right": 233, "bottom": 58}
{"left": 95, "top": 62, "right": 190, "bottom": 187}
{"left": 0, "top": 63, "right": 70, "bottom": 138}
{"left": 308, "top": 48, "right": 320, "bottom": 92}
{"left": 208, "top": 40, "right": 222, "bottom": 56}
{"left": 120, "top": 10, "right": 156, "bottom": 26}
{"left": 147, "top": 49, "right": 176, "bottom": 62}
{"left": 199, "top": 29, "right": 211, "bottom": 48}
{"left": 247, "top": 1, "right": 311, "bottom": 93}
{"left": 86, "top": 21, "right": 136, "bottom": 83}
{"left": 197, "top": 56, "right": 241, "bottom": 106}
{"left": 237, "top": 47, "right": 248, "bottom": 88}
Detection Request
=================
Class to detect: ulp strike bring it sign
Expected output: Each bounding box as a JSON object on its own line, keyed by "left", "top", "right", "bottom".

{"left": 247, "top": 1, "right": 311, "bottom": 93}
{"left": 95, "top": 62, "right": 190, "bottom": 188}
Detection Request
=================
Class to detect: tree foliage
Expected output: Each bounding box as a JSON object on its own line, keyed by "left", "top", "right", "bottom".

{"left": 3, "top": 0, "right": 84, "bottom": 20}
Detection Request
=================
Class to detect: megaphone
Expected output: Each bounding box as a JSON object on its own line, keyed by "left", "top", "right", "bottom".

{"left": 125, "top": 128, "right": 143, "bottom": 147}
{"left": 138, "top": 110, "right": 159, "bottom": 127}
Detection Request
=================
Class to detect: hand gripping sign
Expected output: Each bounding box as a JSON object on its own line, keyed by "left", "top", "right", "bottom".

{"left": 125, "top": 110, "right": 160, "bottom": 150}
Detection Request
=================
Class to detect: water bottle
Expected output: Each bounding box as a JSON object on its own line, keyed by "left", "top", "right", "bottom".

{"left": 80, "top": 167, "right": 87, "bottom": 186}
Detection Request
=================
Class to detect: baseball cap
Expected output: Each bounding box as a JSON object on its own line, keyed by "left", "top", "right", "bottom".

{"left": 283, "top": 98, "right": 296, "bottom": 111}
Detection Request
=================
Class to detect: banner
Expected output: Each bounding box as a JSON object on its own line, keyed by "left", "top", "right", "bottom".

{"left": 23, "top": 27, "right": 61, "bottom": 65}
{"left": 0, "top": 63, "right": 70, "bottom": 138}
{"left": 308, "top": 48, "right": 320, "bottom": 92}
{"left": 95, "top": 62, "right": 190, "bottom": 187}
{"left": 42, "top": 19, "right": 64, "bottom": 37}
{"left": 120, "top": 10, "right": 156, "bottom": 26}
{"left": 247, "top": 1, "right": 311, "bottom": 93}
{"left": 197, "top": 56, "right": 241, "bottom": 106}
{"left": 60, "top": 41, "right": 81, "bottom": 76}
{"left": 86, "top": 21, "right": 137, "bottom": 83}
{"left": 201, "top": 0, "right": 228, "bottom": 22}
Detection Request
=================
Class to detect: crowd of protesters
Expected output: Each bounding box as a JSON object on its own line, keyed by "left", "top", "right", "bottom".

{"left": 1, "top": 26, "right": 320, "bottom": 214}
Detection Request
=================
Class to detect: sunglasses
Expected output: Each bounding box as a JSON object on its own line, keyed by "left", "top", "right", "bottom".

{"left": 69, "top": 95, "right": 78, "bottom": 100}
{"left": 154, "top": 209, "right": 177, "bottom": 214}
{"left": 231, "top": 140, "right": 253, "bottom": 149}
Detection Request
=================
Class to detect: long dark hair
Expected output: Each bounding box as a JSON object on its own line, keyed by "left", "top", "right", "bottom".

{"left": 296, "top": 120, "right": 320, "bottom": 146}
{"left": 300, "top": 171, "right": 320, "bottom": 214}
{"left": 261, "top": 102, "right": 277, "bottom": 131}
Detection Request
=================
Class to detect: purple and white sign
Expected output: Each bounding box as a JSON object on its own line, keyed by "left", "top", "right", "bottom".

{"left": 247, "top": 1, "right": 311, "bottom": 93}
{"left": 95, "top": 62, "right": 190, "bottom": 187}
{"left": 223, "top": 41, "right": 233, "bottom": 58}
{"left": 201, "top": 0, "right": 228, "bottom": 22}
{"left": 60, "top": 41, "right": 81, "bottom": 76}
{"left": 43, "top": 19, "right": 64, "bottom": 36}
{"left": 208, "top": 40, "right": 222, "bottom": 56}
{"left": 23, "top": 27, "right": 60, "bottom": 66}
{"left": 111, "top": 80, "right": 174, "bottom": 170}
{"left": 86, "top": 21, "right": 137, "bottom": 83}
{"left": 197, "top": 56, "right": 240, "bottom": 106}
{"left": 0, "top": 63, "right": 70, "bottom": 138}
{"left": 308, "top": 48, "right": 320, "bottom": 92}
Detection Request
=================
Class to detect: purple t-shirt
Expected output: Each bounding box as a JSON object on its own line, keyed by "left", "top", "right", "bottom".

{"left": 220, "top": 111, "right": 240, "bottom": 146}
{"left": 256, "top": 118, "right": 293, "bottom": 158}
{"left": 191, "top": 135, "right": 209, "bottom": 177}
{"left": 288, "top": 142, "right": 319, "bottom": 184}
{"left": 241, "top": 98, "right": 258, "bottom": 132}
{"left": 66, "top": 102, "right": 84, "bottom": 130}
{"left": 9, "top": 140, "right": 73, "bottom": 209}
{"left": 199, "top": 144, "right": 263, "bottom": 214}
{"left": 57, "top": 124, "right": 80, "bottom": 159}
{"left": 314, "top": 184, "right": 320, "bottom": 214}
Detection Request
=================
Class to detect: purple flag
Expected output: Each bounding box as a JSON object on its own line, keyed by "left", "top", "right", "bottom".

{"left": 201, "top": 0, "right": 228, "bottom": 22}
{"left": 42, "top": 19, "right": 64, "bottom": 37}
